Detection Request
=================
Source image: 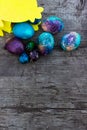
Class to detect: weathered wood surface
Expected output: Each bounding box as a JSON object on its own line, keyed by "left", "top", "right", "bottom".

{"left": 0, "top": 0, "right": 87, "bottom": 129}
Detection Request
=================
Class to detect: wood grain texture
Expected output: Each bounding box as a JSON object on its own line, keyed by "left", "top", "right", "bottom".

{"left": 0, "top": 0, "right": 87, "bottom": 129}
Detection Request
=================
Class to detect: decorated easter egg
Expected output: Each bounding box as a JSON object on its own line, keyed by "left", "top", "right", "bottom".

{"left": 60, "top": 32, "right": 81, "bottom": 51}
{"left": 25, "top": 41, "right": 35, "bottom": 54}
{"left": 38, "top": 32, "right": 55, "bottom": 55}
{"left": 13, "top": 22, "right": 35, "bottom": 39}
{"left": 19, "top": 53, "right": 29, "bottom": 64}
{"left": 30, "top": 50, "right": 39, "bottom": 61}
{"left": 41, "top": 16, "right": 64, "bottom": 34}
{"left": 5, "top": 37, "right": 24, "bottom": 55}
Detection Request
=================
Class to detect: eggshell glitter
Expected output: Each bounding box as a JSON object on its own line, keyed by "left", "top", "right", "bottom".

{"left": 19, "top": 53, "right": 29, "bottom": 64}
{"left": 13, "top": 22, "right": 35, "bottom": 39}
{"left": 60, "top": 32, "right": 81, "bottom": 51}
{"left": 38, "top": 32, "right": 55, "bottom": 55}
{"left": 25, "top": 41, "right": 35, "bottom": 54}
{"left": 5, "top": 37, "right": 24, "bottom": 55}
{"left": 41, "top": 16, "right": 64, "bottom": 34}
{"left": 30, "top": 50, "right": 39, "bottom": 61}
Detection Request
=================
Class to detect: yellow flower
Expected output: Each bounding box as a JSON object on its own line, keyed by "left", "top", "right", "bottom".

{"left": 0, "top": 0, "right": 44, "bottom": 36}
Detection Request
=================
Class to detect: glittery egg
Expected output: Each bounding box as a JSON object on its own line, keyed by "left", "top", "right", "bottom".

{"left": 13, "top": 22, "right": 35, "bottom": 39}
{"left": 41, "top": 16, "right": 64, "bottom": 34}
{"left": 25, "top": 41, "right": 35, "bottom": 54}
{"left": 19, "top": 53, "right": 29, "bottom": 64}
{"left": 5, "top": 37, "right": 24, "bottom": 55}
{"left": 30, "top": 50, "right": 39, "bottom": 61}
{"left": 60, "top": 32, "right": 81, "bottom": 51}
{"left": 38, "top": 32, "right": 55, "bottom": 55}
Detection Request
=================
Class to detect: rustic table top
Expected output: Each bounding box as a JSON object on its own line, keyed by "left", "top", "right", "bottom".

{"left": 0, "top": 0, "right": 87, "bottom": 130}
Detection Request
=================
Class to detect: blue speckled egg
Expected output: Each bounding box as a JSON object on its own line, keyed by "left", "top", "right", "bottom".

{"left": 19, "top": 53, "right": 29, "bottom": 64}
{"left": 60, "top": 32, "right": 81, "bottom": 51}
{"left": 13, "top": 22, "right": 35, "bottom": 39}
{"left": 38, "top": 32, "right": 55, "bottom": 55}
{"left": 41, "top": 16, "right": 64, "bottom": 34}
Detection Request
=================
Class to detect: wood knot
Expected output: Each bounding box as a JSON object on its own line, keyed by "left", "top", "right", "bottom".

{"left": 77, "top": 0, "right": 85, "bottom": 10}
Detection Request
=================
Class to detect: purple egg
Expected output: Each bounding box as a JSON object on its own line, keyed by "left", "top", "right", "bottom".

{"left": 41, "top": 16, "right": 64, "bottom": 34}
{"left": 29, "top": 50, "right": 39, "bottom": 61}
{"left": 5, "top": 37, "right": 24, "bottom": 55}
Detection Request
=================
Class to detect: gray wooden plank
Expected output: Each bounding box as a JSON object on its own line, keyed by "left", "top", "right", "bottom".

{"left": 0, "top": 108, "right": 87, "bottom": 130}
{"left": 0, "top": 77, "right": 87, "bottom": 109}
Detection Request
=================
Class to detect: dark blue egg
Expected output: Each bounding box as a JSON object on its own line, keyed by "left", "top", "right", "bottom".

{"left": 19, "top": 53, "right": 29, "bottom": 64}
{"left": 13, "top": 22, "right": 35, "bottom": 39}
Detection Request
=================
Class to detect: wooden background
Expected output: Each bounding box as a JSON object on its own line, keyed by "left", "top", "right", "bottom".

{"left": 0, "top": 0, "right": 87, "bottom": 129}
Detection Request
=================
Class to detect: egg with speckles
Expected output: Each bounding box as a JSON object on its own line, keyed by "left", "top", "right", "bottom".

{"left": 30, "top": 50, "right": 39, "bottom": 61}
{"left": 19, "top": 52, "right": 29, "bottom": 64}
{"left": 38, "top": 32, "right": 55, "bottom": 55}
{"left": 41, "top": 16, "right": 64, "bottom": 34}
{"left": 25, "top": 41, "right": 35, "bottom": 54}
{"left": 60, "top": 32, "right": 81, "bottom": 51}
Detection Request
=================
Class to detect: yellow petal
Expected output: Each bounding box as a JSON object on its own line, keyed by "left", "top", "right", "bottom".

{"left": 0, "top": 29, "right": 4, "bottom": 36}
{"left": 31, "top": 24, "right": 39, "bottom": 31}
{"left": 0, "top": 20, "right": 4, "bottom": 27}
{"left": 0, "top": 0, "right": 44, "bottom": 22}
{"left": 2, "top": 21, "right": 12, "bottom": 33}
